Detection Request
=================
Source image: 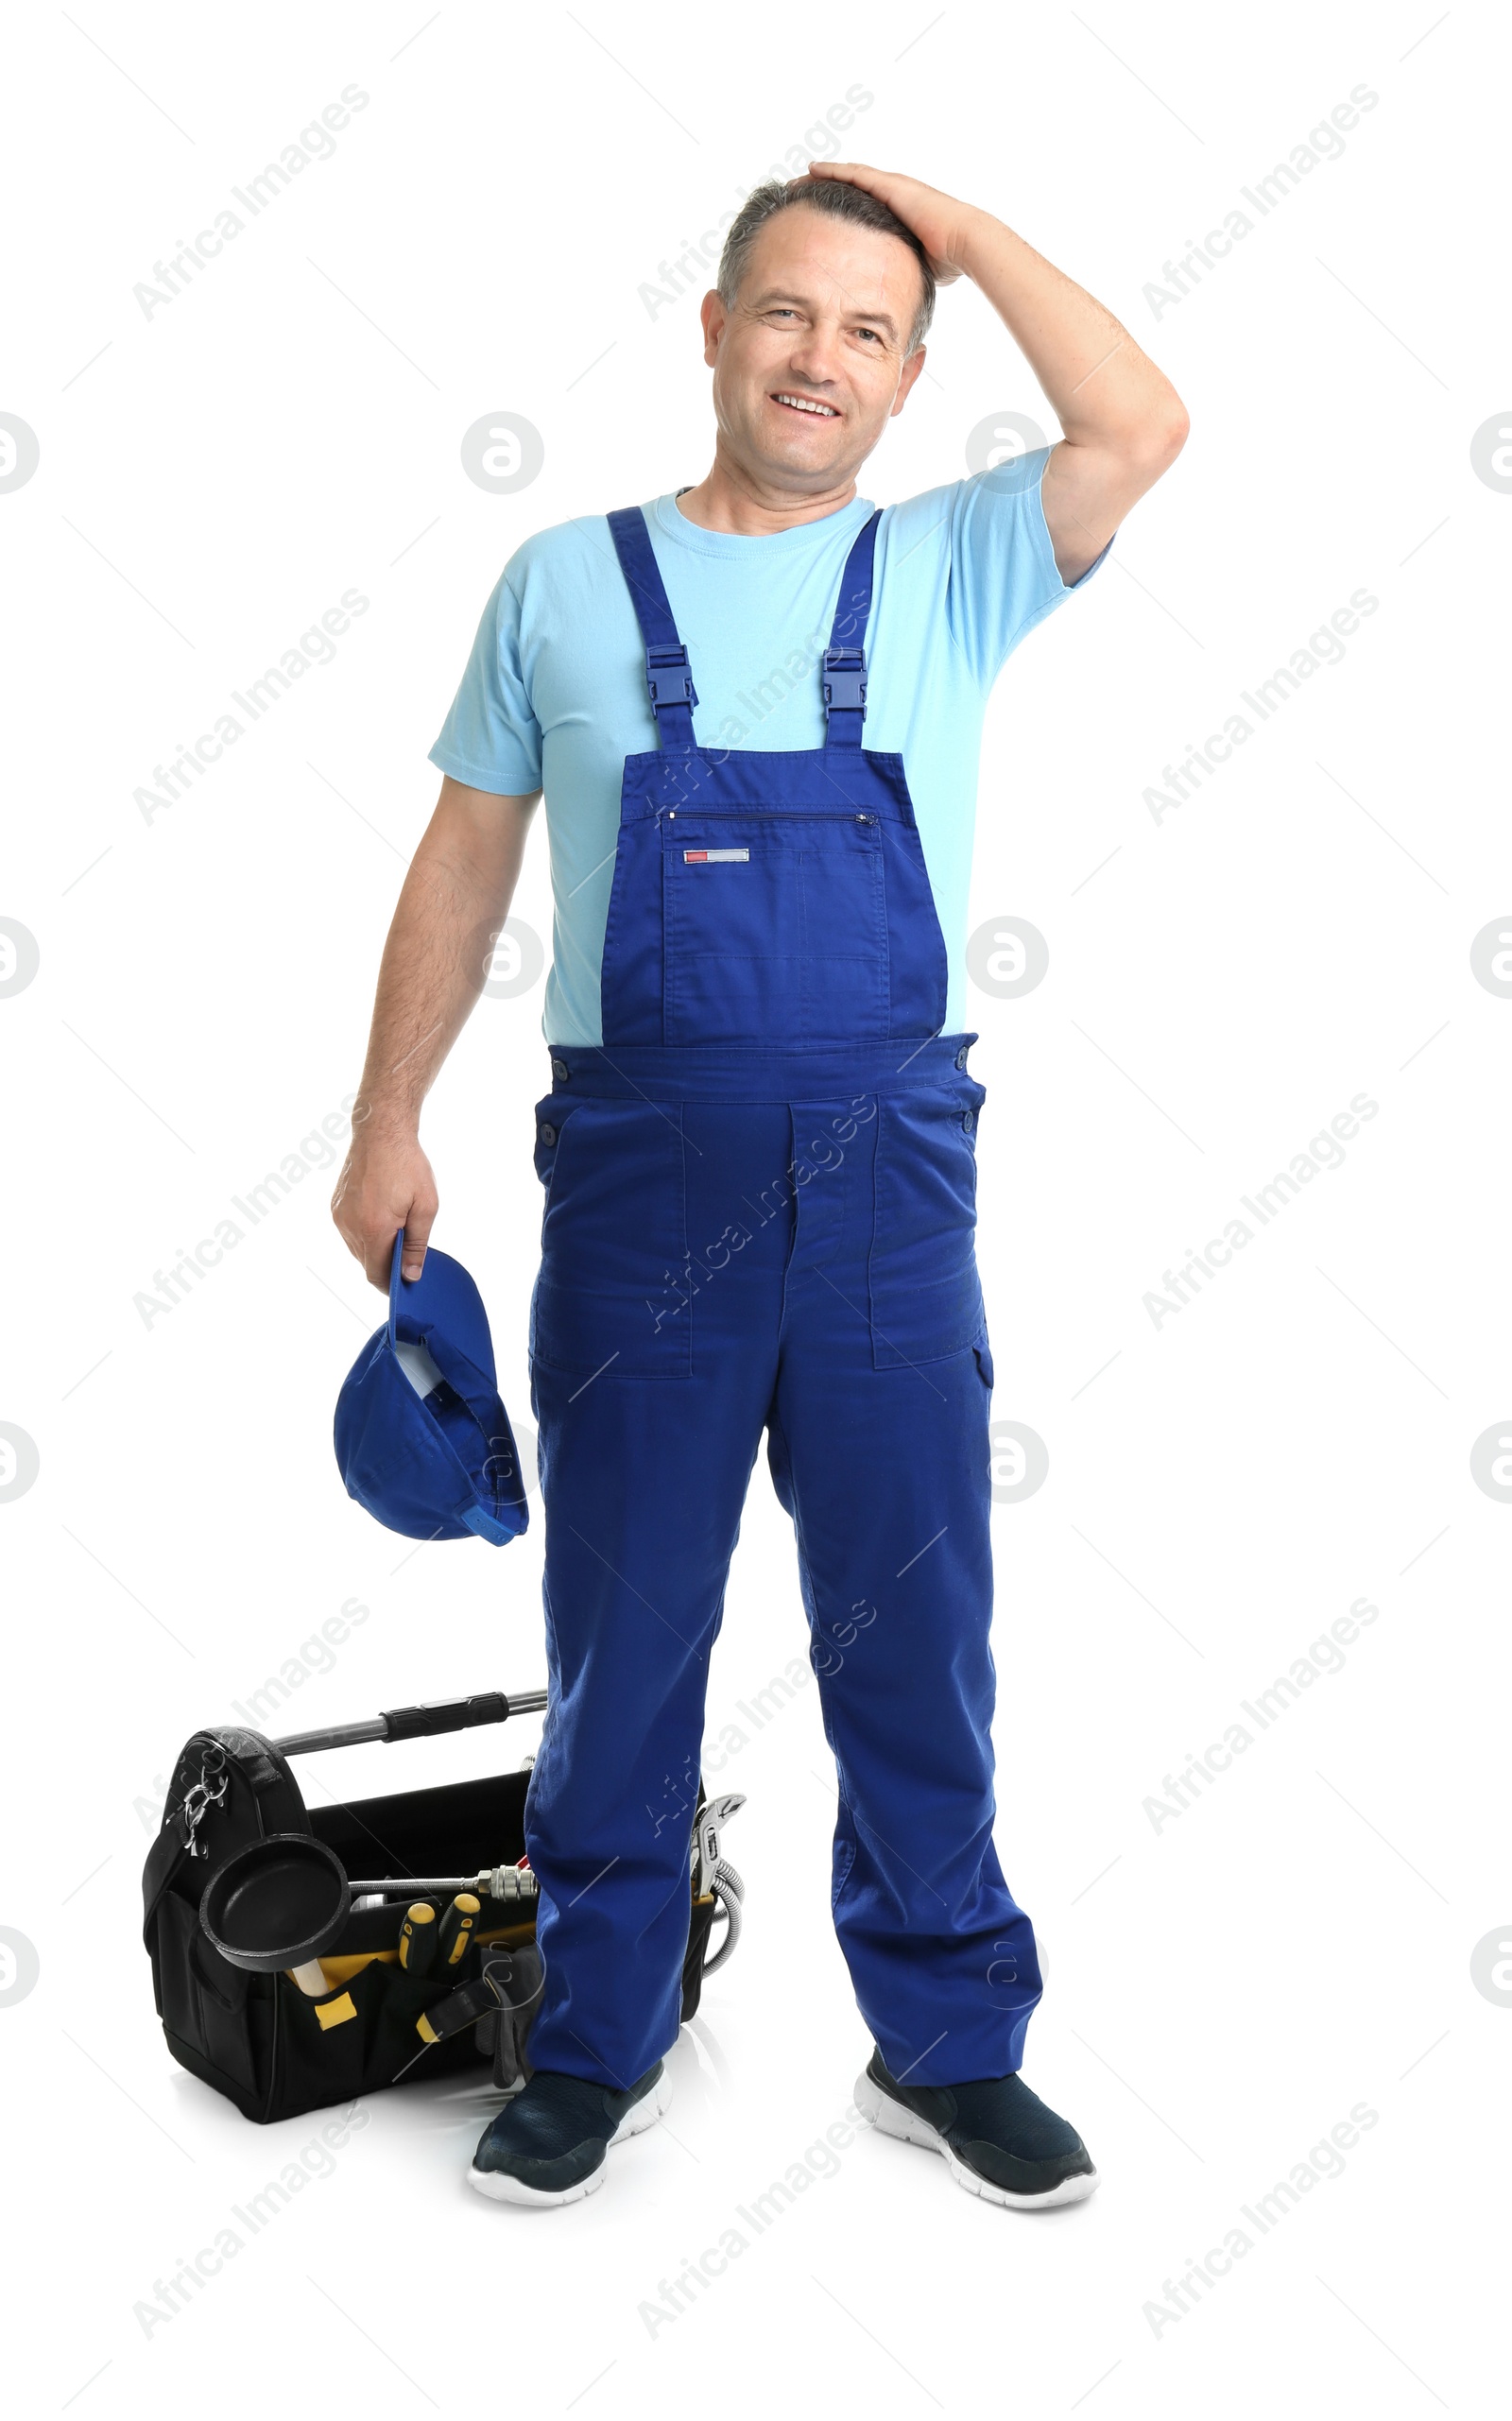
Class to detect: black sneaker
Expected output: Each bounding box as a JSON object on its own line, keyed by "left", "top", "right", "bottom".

{"left": 469, "top": 2062, "right": 671, "bottom": 2207}
{"left": 856, "top": 2049, "right": 1098, "bottom": 2208}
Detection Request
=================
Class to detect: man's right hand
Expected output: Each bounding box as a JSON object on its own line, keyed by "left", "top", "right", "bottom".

{"left": 332, "top": 1115, "right": 439, "bottom": 1290}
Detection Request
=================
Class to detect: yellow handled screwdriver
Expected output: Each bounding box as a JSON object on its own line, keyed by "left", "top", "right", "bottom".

{"left": 436, "top": 1892, "right": 481, "bottom": 1970}
{"left": 398, "top": 1902, "right": 438, "bottom": 1975}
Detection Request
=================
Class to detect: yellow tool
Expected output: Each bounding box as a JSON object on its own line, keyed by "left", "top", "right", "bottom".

{"left": 398, "top": 1901, "right": 438, "bottom": 1975}
{"left": 437, "top": 1893, "right": 481, "bottom": 1969}
{"left": 312, "top": 1917, "right": 536, "bottom": 1991}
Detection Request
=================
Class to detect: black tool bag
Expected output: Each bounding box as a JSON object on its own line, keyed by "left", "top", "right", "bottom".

{"left": 141, "top": 1690, "right": 730, "bottom": 2126}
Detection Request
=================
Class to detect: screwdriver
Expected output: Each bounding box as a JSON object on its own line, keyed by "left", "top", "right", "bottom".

{"left": 436, "top": 1892, "right": 481, "bottom": 1971}
{"left": 398, "top": 1901, "right": 438, "bottom": 1975}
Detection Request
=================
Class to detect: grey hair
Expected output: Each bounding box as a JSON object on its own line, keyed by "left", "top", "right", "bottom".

{"left": 715, "top": 177, "right": 936, "bottom": 357}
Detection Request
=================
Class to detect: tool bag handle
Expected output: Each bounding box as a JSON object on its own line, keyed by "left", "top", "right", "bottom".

{"left": 271, "top": 1687, "right": 548, "bottom": 1760}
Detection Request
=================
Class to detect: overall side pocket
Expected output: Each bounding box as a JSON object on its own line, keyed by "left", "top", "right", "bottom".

{"left": 529, "top": 1095, "right": 693, "bottom": 1378}
{"left": 868, "top": 1083, "right": 987, "bottom": 1370}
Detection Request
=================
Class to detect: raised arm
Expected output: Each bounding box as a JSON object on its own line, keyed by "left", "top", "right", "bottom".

{"left": 332, "top": 775, "right": 539, "bottom": 1287}
{"left": 807, "top": 162, "right": 1188, "bottom": 581}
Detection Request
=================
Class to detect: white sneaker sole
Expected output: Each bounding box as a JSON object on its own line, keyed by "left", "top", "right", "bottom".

{"left": 854, "top": 2070, "right": 1099, "bottom": 2210}
{"left": 469, "top": 2069, "right": 674, "bottom": 2208}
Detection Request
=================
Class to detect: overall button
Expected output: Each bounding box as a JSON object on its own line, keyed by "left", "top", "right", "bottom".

{"left": 962, "top": 1110, "right": 974, "bottom": 1134}
{"left": 550, "top": 1056, "right": 569, "bottom": 1082}
{"left": 954, "top": 1045, "right": 970, "bottom": 1070}
{"left": 539, "top": 1123, "right": 558, "bottom": 1145}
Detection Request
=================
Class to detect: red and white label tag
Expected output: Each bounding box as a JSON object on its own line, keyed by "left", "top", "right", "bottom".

{"left": 682, "top": 848, "right": 749, "bottom": 864}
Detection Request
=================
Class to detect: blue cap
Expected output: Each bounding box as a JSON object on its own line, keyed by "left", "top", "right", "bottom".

{"left": 334, "top": 1234, "right": 529, "bottom": 1545}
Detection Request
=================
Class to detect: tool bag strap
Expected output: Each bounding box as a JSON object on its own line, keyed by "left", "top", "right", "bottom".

{"left": 141, "top": 1725, "right": 310, "bottom": 1947}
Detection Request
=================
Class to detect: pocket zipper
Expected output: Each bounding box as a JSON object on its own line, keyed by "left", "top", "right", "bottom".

{"left": 662, "top": 809, "right": 876, "bottom": 827}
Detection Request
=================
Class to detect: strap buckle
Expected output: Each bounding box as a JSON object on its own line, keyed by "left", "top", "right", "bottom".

{"left": 645, "top": 642, "right": 697, "bottom": 713}
{"left": 822, "top": 647, "right": 868, "bottom": 718}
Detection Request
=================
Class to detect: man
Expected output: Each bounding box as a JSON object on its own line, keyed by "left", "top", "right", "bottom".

{"left": 333, "top": 163, "right": 1186, "bottom": 2211}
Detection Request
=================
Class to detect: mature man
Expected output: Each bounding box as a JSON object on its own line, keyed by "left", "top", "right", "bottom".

{"left": 334, "top": 163, "right": 1186, "bottom": 2210}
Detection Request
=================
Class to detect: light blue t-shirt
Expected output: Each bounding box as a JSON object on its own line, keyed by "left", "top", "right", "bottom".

{"left": 430, "top": 451, "right": 1105, "bottom": 1043}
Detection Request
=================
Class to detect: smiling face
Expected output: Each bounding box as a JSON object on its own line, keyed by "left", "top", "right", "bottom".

{"left": 701, "top": 204, "right": 928, "bottom": 500}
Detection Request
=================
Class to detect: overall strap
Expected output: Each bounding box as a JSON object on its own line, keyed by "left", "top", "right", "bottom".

{"left": 606, "top": 505, "right": 697, "bottom": 749}
{"left": 823, "top": 509, "right": 882, "bottom": 750}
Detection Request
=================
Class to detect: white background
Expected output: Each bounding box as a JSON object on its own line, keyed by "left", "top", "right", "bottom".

{"left": 2, "top": 2, "right": 1506, "bottom": 2413}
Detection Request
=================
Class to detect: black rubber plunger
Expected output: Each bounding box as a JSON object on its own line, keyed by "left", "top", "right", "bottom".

{"left": 199, "top": 1833, "right": 351, "bottom": 1974}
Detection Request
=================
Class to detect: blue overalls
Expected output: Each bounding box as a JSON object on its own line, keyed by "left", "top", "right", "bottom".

{"left": 523, "top": 502, "right": 1042, "bottom": 2089}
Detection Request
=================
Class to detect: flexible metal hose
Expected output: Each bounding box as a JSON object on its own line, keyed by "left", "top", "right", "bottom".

{"left": 702, "top": 1858, "right": 745, "bottom": 1974}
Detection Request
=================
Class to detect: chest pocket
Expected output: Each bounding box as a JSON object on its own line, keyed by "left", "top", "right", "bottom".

{"left": 663, "top": 814, "right": 887, "bottom": 1045}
